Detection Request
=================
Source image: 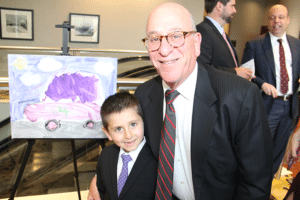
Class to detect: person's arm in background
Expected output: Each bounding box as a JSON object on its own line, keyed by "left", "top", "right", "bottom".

{"left": 284, "top": 127, "right": 300, "bottom": 164}
{"left": 87, "top": 175, "right": 100, "bottom": 200}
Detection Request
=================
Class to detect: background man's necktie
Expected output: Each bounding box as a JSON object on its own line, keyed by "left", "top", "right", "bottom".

{"left": 278, "top": 39, "right": 289, "bottom": 95}
{"left": 117, "top": 154, "right": 132, "bottom": 197}
{"left": 155, "top": 89, "right": 179, "bottom": 200}
{"left": 222, "top": 31, "right": 238, "bottom": 68}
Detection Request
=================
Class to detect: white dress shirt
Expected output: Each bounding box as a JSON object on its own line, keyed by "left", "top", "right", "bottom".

{"left": 269, "top": 32, "right": 293, "bottom": 96}
{"left": 162, "top": 64, "right": 198, "bottom": 200}
{"left": 117, "top": 137, "right": 146, "bottom": 179}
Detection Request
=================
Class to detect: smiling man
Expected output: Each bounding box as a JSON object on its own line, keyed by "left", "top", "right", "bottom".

{"left": 136, "top": 3, "right": 272, "bottom": 200}
{"left": 196, "top": 0, "right": 253, "bottom": 79}
{"left": 88, "top": 3, "right": 273, "bottom": 200}
{"left": 242, "top": 4, "right": 300, "bottom": 175}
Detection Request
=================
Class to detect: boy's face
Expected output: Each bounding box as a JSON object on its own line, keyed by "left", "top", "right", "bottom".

{"left": 103, "top": 107, "right": 144, "bottom": 153}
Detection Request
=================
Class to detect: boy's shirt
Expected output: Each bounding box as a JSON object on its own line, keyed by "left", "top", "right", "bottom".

{"left": 116, "top": 137, "right": 146, "bottom": 179}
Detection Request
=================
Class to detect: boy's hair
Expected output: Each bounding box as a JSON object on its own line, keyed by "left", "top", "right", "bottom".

{"left": 205, "top": 0, "right": 231, "bottom": 13}
{"left": 100, "top": 91, "right": 143, "bottom": 130}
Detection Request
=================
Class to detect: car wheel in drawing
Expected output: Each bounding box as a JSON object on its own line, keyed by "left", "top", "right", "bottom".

{"left": 45, "top": 120, "right": 61, "bottom": 131}
{"left": 84, "top": 120, "right": 95, "bottom": 129}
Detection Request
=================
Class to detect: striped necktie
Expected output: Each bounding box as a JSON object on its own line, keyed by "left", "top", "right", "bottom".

{"left": 155, "top": 89, "right": 179, "bottom": 200}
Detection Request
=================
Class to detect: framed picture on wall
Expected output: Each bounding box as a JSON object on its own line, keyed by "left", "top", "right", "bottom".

{"left": 0, "top": 7, "right": 34, "bottom": 40}
{"left": 69, "top": 13, "right": 100, "bottom": 44}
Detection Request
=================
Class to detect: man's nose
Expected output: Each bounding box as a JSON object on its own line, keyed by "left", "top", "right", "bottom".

{"left": 158, "top": 37, "right": 173, "bottom": 56}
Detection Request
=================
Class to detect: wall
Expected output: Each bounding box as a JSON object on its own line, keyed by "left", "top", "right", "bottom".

{"left": 0, "top": 0, "right": 204, "bottom": 51}
{"left": 230, "top": 0, "right": 268, "bottom": 61}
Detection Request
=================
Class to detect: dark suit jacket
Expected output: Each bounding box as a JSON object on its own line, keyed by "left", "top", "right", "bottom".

{"left": 135, "top": 63, "right": 273, "bottom": 200}
{"left": 242, "top": 32, "right": 300, "bottom": 119}
{"left": 196, "top": 18, "right": 238, "bottom": 74}
{"left": 96, "top": 143, "right": 157, "bottom": 200}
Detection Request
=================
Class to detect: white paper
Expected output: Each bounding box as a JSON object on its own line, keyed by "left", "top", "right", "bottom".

{"left": 240, "top": 59, "right": 255, "bottom": 78}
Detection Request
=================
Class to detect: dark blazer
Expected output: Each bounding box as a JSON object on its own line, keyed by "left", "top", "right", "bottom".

{"left": 196, "top": 18, "right": 238, "bottom": 74}
{"left": 241, "top": 33, "right": 300, "bottom": 119}
{"left": 135, "top": 63, "right": 273, "bottom": 200}
{"left": 96, "top": 143, "right": 157, "bottom": 200}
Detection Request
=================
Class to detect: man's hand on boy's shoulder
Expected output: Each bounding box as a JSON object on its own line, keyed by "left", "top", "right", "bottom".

{"left": 87, "top": 175, "right": 101, "bottom": 200}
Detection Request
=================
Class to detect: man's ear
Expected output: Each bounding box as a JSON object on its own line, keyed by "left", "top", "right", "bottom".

{"left": 103, "top": 127, "right": 113, "bottom": 141}
{"left": 194, "top": 32, "right": 202, "bottom": 57}
{"left": 216, "top": 1, "right": 224, "bottom": 12}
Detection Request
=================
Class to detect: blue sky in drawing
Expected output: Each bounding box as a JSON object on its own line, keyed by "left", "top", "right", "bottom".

{"left": 8, "top": 54, "right": 117, "bottom": 122}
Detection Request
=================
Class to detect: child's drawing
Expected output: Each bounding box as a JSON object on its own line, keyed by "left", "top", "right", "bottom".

{"left": 8, "top": 54, "right": 117, "bottom": 139}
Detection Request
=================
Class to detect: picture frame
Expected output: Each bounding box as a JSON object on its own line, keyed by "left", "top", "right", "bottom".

{"left": 69, "top": 13, "right": 100, "bottom": 44}
{"left": 0, "top": 7, "right": 34, "bottom": 40}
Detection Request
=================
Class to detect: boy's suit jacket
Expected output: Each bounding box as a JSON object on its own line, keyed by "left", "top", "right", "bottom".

{"left": 196, "top": 18, "right": 238, "bottom": 74}
{"left": 242, "top": 32, "right": 300, "bottom": 119}
{"left": 97, "top": 143, "right": 157, "bottom": 200}
{"left": 135, "top": 62, "right": 273, "bottom": 199}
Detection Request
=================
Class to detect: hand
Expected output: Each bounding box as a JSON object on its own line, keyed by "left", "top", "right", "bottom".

{"left": 285, "top": 128, "right": 300, "bottom": 163}
{"left": 87, "top": 176, "right": 101, "bottom": 200}
{"left": 235, "top": 67, "right": 254, "bottom": 80}
{"left": 261, "top": 83, "right": 278, "bottom": 98}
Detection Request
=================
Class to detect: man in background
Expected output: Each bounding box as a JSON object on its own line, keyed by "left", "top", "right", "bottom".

{"left": 197, "top": 0, "right": 253, "bottom": 79}
{"left": 242, "top": 4, "right": 300, "bottom": 175}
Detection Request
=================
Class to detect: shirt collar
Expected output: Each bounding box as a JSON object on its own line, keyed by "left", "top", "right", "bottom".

{"left": 269, "top": 32, "right": 287, "bottom": 43}
{"left": 120, "top": 136, "right": 146, "bottom": 163}
{"left": 206, "top": 16, "right": 224, "bottom": 35}
{"left": 162, "top": 63, "right": 198, "bottom": 102}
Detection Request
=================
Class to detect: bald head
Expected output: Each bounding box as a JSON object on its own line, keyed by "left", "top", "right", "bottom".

{"left": 146, "top": 3, "right": 196, "bottom": 35}
{"left": 268, "top": 4, "right": 290, "bottom": 37}
{"left": 269, "top": 4, "right": 288, "bottom": 16}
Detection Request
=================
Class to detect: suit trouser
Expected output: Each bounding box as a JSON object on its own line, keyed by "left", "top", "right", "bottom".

{"left": 268, "top": 98, "right": 293, "bottom": 175}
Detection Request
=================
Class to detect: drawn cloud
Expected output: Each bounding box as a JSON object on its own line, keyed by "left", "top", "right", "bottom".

{"left": 20, "top": 72, "right": 42, "bottom": 86}
{"left": 38, "top": 57, "right": 63, "bottom": 72}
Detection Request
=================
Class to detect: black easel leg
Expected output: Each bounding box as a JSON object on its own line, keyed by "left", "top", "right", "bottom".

{"left": 71, "top": 140, "right": 81, "bottom": 200}
{"left": 9, "top": 139, "right": 36, "bottom": 200}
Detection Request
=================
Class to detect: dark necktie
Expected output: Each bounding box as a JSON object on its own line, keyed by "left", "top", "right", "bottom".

{"left": 155, "top": 89, "right": 179, "bottom": 200}
{"left": 278, "top": 39, "right": 289, "bottom": 95}
{"left": 117, "top": 154, "right": 132, "bottom": 197}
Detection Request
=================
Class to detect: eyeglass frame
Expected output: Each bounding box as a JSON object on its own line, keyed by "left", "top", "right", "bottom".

{"left": 141, "top": 31, "right": 196, "bottom": 52}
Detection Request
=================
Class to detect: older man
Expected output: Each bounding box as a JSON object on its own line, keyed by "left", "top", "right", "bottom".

{"left": 242, "top": 4, "right": 300, "bottom": 175}
{"left": 89, "top": 3, "right": 273, "bottom": 200}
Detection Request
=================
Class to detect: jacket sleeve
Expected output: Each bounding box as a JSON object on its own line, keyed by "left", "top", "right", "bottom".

{"left": 241, "top": 41, "right": 265, "bottom": 89}
{"left": 197, "top": 25, "right": 237, "bottom": 74}
{"left": 234, "top": 83, "right": 273, "bottom": 199}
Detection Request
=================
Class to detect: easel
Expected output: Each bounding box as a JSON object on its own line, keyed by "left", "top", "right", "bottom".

{"left": 9, "top": 22, "right": 106, "bottom": 200}
{"left": 9, "top": 139, "right": 106, "bottom": 200}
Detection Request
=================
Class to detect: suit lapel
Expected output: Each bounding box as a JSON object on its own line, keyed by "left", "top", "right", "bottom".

{"left": 118, "top": 145, "right": 151, "bottom": 198}
{"left": 108, "top": 146, "right": 119, "bottom": 199}
{"left": 191, "top": 64, "right": 217, "bottom": 198}
{"left": 287, "top": 35, "right": 298, "bottom": 83}
{"left": 262, "top": 33, "right": 276, "bottom": 78}
{"left": 204, "top": 18, "right": 239, "bottom": 66}
{"left": 143, "top": 78, "right": 164, "bottom": 159}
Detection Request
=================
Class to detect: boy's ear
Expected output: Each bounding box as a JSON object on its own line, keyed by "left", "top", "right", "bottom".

{"left": 103, "top": 127, "right": 113, "bottom": 141}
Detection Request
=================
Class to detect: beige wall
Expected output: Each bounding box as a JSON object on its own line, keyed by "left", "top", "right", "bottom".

{"left": 0, "top": 0, "right": 204, "bottom": 51}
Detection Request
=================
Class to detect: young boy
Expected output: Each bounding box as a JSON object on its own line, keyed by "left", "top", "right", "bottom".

{"left": 96, "top": 92, "right": 157, "bottom": 200}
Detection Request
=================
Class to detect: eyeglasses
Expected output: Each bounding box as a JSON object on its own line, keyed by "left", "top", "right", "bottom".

{"left": 141, "top": 31, "right": 196, "bottom": 52}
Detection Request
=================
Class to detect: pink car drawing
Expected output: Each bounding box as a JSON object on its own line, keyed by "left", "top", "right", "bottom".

{"left": 24, "top": 102, "right": 100, "bottom": 131}
{"left": 23, "top": 73, "right": 101, "bottom": 131}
